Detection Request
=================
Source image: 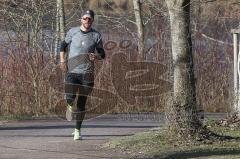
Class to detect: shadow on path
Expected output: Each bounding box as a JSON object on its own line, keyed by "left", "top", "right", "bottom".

{"left": 149, "top": 148, "right": 240, "bottom": 159}
{"left": 0, "top": 144, "right": 119, "bottom": 159}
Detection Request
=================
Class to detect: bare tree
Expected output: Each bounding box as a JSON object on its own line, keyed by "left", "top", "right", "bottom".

{"left": 54, "top": 0, "right": 66, "bottom": 60}
{"left": 0, "top": 0, "right": 62, "bottom": 115}
{"left": 133, "top": 0, "right": 144, "bottom": 59}
{"left": 132, "top": 0, "right": 166, "bottom": 60}
{"left": 165, "top": 0, "right": 204, "bottom": 142}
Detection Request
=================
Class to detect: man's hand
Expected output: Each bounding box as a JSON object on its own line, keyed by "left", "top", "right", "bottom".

{"left": 60, "top": 62, "right": 67, "bottom": 73}
{"left": 89, "top": 53, "right": 97, "bottom": 61}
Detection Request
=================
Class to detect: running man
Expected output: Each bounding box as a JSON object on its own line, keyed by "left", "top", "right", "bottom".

{"left": 60, "top": 10, "right": 105, "bottom": 140}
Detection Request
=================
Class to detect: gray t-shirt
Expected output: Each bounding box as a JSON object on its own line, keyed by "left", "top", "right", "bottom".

{"left": 65, "top": 27, "right": 104, "bottom": 74}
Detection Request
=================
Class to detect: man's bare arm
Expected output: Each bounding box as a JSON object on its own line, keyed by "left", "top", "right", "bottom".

{"left": 60, "top": 41, "right": 69, "bottom": 72}
{"left": 60, "top": 51, "right": 66, "bottom": 63}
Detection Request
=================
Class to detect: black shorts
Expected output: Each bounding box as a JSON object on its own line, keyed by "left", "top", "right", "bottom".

{"left": 65, "top": 73, "right": 94, "bottom": 102}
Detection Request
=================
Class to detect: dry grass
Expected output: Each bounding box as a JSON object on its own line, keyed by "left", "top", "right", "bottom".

{"left": 106, "top": 125, "right": 240, "bottom": 159}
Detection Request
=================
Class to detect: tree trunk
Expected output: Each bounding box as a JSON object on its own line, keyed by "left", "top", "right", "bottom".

{"left": 133, "top": 0, "right": 144, "bottom": 60}
{"left": 59, "top": 0, "right": 65, "bottom": 41}
{"left": 165, "top": 0, "right": 202, "bottom": 142}
{"left": 54, "top": 0, "right": 66, "bottom": 61}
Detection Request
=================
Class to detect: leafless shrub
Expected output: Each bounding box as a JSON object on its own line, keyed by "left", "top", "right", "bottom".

{"left": 0, "top": 0, "right": 239, "bottom": 116}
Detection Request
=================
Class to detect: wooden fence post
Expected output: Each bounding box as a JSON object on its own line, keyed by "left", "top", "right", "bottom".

{"left": 232, "top": 28, "right": 240, "bottom": 114}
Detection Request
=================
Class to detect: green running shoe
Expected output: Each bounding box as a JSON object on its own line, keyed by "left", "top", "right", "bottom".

{"left": 66, "top": 104, "right": 73, "bottom": 121}
{"left": 73, "top": 129, "right": 82, "bottom": 140}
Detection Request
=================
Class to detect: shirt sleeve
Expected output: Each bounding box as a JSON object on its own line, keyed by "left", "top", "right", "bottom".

{"left": 65, "top": 29, "right": 72, "bottom": 44}
{"left": 96, "top": 34, "right": 105, "bottom": 59}
{"left": 96, "top": 35, "right": 104, "bottom": 49}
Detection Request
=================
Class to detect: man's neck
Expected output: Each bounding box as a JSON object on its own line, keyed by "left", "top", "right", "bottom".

{"left": 80, "top": 25, "right": 91, "bottom": 32}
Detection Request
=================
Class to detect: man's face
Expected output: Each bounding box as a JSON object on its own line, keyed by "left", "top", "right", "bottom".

{"left": 81, "top": 16, "right": 93, "bottom": 30}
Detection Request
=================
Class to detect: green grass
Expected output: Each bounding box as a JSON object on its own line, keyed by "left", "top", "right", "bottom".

{"left": 105, "top": 126, "right": 240, "bottom": 159}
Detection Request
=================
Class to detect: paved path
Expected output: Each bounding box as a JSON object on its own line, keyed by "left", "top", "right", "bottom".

{"left": 0, "top": 113, "right": 227, "bottom": 159}
{"left": 0, "top": 114, "right": 166, "bottom": 159}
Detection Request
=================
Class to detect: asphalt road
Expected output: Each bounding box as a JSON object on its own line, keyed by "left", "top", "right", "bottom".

{"left": 0, "top": 113, "right": 166, "bottom": 159}
{"left": 0, "top": 113, "right": 228, "bottom": 159}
